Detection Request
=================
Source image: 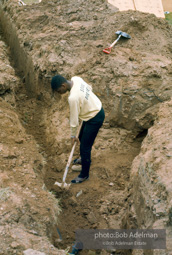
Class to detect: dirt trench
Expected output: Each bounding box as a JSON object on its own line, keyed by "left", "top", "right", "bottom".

{"left": 0, "top": 4, "right": 143, "bottom": 255}
{"left": 15, "top": 83, "right": 143, "bottom": 255}
{"left": 0, "top": 0, "right": 172, "bottom": 254}
{"left": 11, "top": 35, "right": 144, "bottom": 255}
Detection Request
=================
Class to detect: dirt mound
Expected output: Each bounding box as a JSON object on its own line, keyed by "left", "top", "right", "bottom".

{"left": 2, "top": 0, "right": 172, "bottom": 133}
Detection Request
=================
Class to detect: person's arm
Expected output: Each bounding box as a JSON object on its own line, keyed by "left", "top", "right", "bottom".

{"left": 68, "top": 96, "right": 80, "bottom": 138}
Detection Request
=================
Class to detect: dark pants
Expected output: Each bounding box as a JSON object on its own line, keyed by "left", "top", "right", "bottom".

{"left": 78, "top": 107, "right": 105, "bottom": 178}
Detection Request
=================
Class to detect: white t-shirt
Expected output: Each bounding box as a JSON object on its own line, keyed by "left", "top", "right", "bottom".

{"left": 68, "top": 76, "right": 102, "bottom": 136}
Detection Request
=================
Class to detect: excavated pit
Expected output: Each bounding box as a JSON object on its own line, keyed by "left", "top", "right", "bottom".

{"left": 0, "top": 21, "right": 142, "bottom": 255}
{"left": 0, "top": 0, "right": 172, "bottom": 254}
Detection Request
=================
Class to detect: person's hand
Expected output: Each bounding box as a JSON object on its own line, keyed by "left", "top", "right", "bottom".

{"left": 71, "top": 137, "right": 79, "bottom": 146}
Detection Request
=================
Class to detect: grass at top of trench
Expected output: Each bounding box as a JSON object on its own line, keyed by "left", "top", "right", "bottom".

{"left": 165, "top": 12, "right": 172, "bottom": 25}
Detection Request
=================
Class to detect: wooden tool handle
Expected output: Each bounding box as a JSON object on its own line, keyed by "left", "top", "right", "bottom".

{"left": 62, "top": 122, "right": 83, "bottom": 183}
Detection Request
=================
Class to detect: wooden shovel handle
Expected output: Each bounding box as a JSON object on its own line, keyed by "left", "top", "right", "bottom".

{"left": 103, "top": 34, "right": 122, "bottom": 54}
{"left": 62, "top": 122, "right": 83, "bottom": 183}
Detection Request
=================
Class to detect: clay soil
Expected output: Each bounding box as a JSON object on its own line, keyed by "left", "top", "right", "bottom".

{"left": 16, "top": 84, "right": 142, "bottom": 252}
{"left": 0, "top": 0, "right": 172, "bottom": 254}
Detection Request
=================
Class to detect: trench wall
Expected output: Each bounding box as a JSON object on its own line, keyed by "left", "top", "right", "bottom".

{"left": 0, "top": 7, "right": 34, "bottom": 94}
{"left": 125, "top": 99, "right": 172, "bottom": 255}
{"left": 0, "top": 4, "right": 66, "bottom": 254}
{"left": 0, "top": 3, "right": 51, "bottom": 100}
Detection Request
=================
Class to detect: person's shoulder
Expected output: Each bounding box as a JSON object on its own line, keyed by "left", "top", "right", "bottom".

{"left": 71, "top": 76, "right": 83, "bottom": 84}
{"left": 71, "top": 76, "right": 92, "bottom": 91}
{"left": 71, "top": 76, "right": 81, "bottom": 80}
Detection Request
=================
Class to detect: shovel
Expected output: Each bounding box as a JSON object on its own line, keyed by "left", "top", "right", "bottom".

{"left": 54, "top": 122, "right": 83, "bottom": 189}
{"left": 103, "top": 31, "right": 131, "bottom": 54}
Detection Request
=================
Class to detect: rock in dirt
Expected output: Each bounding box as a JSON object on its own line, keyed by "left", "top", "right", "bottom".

{"left": 86, "top": 211, "right": 97, "bottom": 225}
{"left": 23, "top": 249, "right": 46, "bottom": 255}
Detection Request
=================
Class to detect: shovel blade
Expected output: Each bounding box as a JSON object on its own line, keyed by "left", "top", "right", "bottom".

{"left": 115, "top": 31, "right": 131, "bottom": 39}
{"left": 54, "top": 181, "right": 71, "bottom": 189}
{"left": 54, "top": 181, "right": 62, "bottom": 187}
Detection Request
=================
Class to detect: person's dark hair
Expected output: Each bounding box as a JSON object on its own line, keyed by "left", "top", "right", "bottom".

{"left": 51, "top": 75, "right": 67, "bottom": 91}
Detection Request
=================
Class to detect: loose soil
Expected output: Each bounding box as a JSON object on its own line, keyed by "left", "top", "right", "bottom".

{"left": 15, "top": 80, "right": 143, "bottom": 253}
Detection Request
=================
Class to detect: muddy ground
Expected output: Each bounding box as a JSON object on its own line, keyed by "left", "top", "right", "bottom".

{"left": 0, "top": 0, "right": 172, "bottom": 254}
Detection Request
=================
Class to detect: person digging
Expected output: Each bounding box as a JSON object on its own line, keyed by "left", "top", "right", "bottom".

{"left": 51, "top": 75, "right": 105, "bottom": 184}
